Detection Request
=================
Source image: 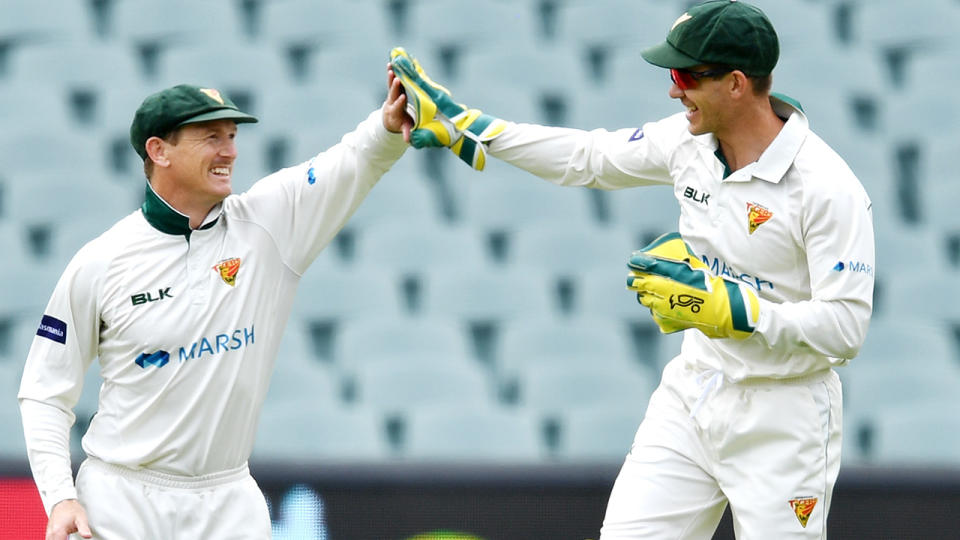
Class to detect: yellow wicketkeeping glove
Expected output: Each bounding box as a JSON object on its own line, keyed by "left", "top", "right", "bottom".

{"left": 625, "top": 232, "right": 760, "bottom": 340}
{"left": 389, "top": 46, "right": 507, "bottom": 171}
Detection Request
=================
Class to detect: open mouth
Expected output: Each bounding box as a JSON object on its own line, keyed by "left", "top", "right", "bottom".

{"left": 211, "top": 166, "right": 231, "bottom": 178}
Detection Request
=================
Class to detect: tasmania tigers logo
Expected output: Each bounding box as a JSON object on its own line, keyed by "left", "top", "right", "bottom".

{"left": 213, "top": 258, "right": 241, "bottom": 287}
{"left": 746, "top": 202, "right": 773, "bottom": 234}
{"left": 788, "top": 497, "right": 818, "bottom": 528}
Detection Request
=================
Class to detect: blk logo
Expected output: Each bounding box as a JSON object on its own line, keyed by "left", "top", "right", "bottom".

{"left": 670, "top": 294, "right": 704, "bottom": 312}
{"left": 135, "top": 350, "right": 170, "bottom": 368}
{"left": 131, "top": 288, "right": 173, "bottom": 306}
{"left": 683, "top": 186, "right": 710, "bottom": 205}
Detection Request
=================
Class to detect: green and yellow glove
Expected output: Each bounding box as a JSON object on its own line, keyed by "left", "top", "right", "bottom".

{"left": 625, "top": 232, "right": 760, "bottom": 340}
{"left": 389, "top": 46, "right": 507, "bottom": 171}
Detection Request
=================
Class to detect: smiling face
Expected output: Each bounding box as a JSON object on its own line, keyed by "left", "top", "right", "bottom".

{"left": 668, "top": 65, "right": 734, "bottom": 137}
{"left": 159, "top": 119, "right": 239, "bottom": 207}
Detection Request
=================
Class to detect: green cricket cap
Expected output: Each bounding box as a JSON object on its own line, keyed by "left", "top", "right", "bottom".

{"left": 130, "top": 84, "right": 258, "bottom": 159}
{"left": 641, "top": 0, "right": 779, "bottom": 77}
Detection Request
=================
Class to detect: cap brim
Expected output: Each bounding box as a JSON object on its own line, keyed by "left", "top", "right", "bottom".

{"left": 640, "top": 41, "right": 701, "bottom": 69}
{"left": 178, "top": 108, "right": 259, "bottom": 127}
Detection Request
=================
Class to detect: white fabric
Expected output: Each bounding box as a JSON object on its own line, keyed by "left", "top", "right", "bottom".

{"left": 489, "top": 96, "right": 875, "bottom": 380}
{"left": 74, "top": 457, "right": 270, "bottom": 540}
{"left": 600, "top": 360, "right": 842, "bottom": 539}
{"left": 19, "top": 109, "right": 407, "bottom": 513}
{"left": 487, "top": 94, "right": 870, "bottom": 538}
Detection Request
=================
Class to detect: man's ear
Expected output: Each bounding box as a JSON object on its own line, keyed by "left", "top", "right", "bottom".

{"left": 145, "top": 136, "right": 170, "bottom": 168}
{"left": 728, "top": 70, "right": 750, "bottom": 99}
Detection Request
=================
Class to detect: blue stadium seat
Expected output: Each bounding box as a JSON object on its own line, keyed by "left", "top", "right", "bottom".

{"left": 0, "top": 84, "right": 75, "bottom": 132}
{"left": 353, "top": 221, "right": 490, "bottom": 276}
{"left": 0, "top": 223, "right": 32, "bottom": 269}
{"left": 605, "top": 49, "right": 680, "bottom": 99}
{"left": 351, "top": 356, "right": 495, "bottom": 416}
{"left": 515, "top": 363, "right": 658, "bottom": 419}
{"left": 0, "top": 262, "right": 62, "bottom": 323}
{"left": 573, "top": 263, "right": 649, "bottom": 324}
{"left": 554, "top": 1, "right": 676, "bottom": 62}
{"left": 335, "top": 316, "right": 474, "bottom": 366}
{"left": 871, "top": 398, "right": 960, "bottom": 466}
{"left": 567, "top": 84, "right": 682, "bottom": 131}
{"left": 0, "top": 0, "right": 94, "bottom": 43}
{"left": 342, "top": 172, "right": 443, "bottom": 233}
{"left": 457, "top": 159, "right": 598, "bottom": 232}
{"left": 267, "top": 355, "right": 344, "bottom": 411}
{"left": 883, "top": 88, "right": 960, "bottom": 142}
{"left": 10, "top": 42, "right": 143, "bottom": 92}
{"left": 293, "top": 264, "right": 406, "bottom": 325}
{"left": 258, "top": 83, "right": 385, "bottom": 164}
{"left": 556, "top": 404, "right": 645, "bottom": 462}
{"left": 419, "top": 264, "right": 558, "bottom": 323}
{"left": 260, "top": 0, "right": 393, "bottom": 51}
{"left": 496, "top": 315, "right": 642, "bottom": 377}
{"left": 747, "top": 0, "right": 836, "bottom": 51}
{"left": 154, "top": 42, "right": 292, "bottom": 96}
{"left": 253, "top": 404, "right": 392, "bottom": 461}
{"left": 110, "top": 0, "right": 246, "bottom": 47}
{"left": 402, "top": 404, "right": 546, "bottom": 462}
{"left": 848, "top": 0, "right": 960, "bottom": 52}
{"left": 455, "top": 44, "right": 589, "bottom": 126}
{"left": 509, "top": 222, "right": 636, "bottom": 275}
{"left": 4, "top": 173, "right": 139, "bottom": 232}
{"left": 405, "top": 0, "right": 543, "bottom": 57}
{"left": 918, "top": 136, "right": 960, "bottom": 230}
{"left": 605, "top": 184, "right": 680, "bottom": 240}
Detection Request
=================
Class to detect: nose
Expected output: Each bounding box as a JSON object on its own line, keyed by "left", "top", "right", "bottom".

{"left": 668, "top": 84, "right": 685, "bottom": 99}
{"left": 221, "top": 138, "right": 238, "bottom": 159}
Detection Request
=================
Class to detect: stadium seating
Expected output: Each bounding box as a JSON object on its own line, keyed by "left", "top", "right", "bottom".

{"left": 870, "top": 398, "right": 960, "bottom": 466}
{"left": 419, "top": 264, "right": 558, "bottom": 322}
{"left": 514, "top": 363, "right": 657, "bottom": 426}
{"left": 3, "top": 0, "right": 959, "bottom": 470}
{"left": 352, "top": 220, "right": 491, "bottom": 275}
{"left": 350, "top": 356, "right": 496, "bottom": 419}
{"left": 402, "top": 404, "right": 546, "bottom": 462}
{"left": 556, "top": 405, "right": 645, "bottom": 461}
{"left": 253, "top": 403, "right": 393, "bottom": 461}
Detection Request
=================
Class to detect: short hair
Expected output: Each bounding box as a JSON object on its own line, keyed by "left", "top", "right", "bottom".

{"left": 143, "top": 129, "right": 182, "bottom": 179}
{"left": 749, "top": 73, "right": 773, "bottom": 96}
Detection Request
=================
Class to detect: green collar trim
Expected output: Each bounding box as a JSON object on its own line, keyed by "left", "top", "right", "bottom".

{"left": 714, "top": 148, "right": 733, "bottom": 178}
{"left": 141, "top": 182, "right": 219, "bottom": 238}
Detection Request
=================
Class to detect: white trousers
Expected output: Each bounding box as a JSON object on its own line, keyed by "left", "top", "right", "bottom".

{"left": 600, "top": 359, "right": 843, "bottom": 540}
{"left": 73, "top": 457, "right": 272, "bottom": 540}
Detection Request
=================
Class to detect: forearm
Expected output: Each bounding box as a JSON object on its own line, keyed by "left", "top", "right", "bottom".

{"left": 19, "top": 398, "right": 78, "bottom": 515}
{"left": 755, "top": 297, "right": 872, "bottom": 360}
{"left": 489, "top": 122, "right": 673, "bottom": 190}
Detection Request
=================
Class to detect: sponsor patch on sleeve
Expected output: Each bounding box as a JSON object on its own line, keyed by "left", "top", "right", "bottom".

{"left": 36, "top": 315, "right": 67, "bottom": 344}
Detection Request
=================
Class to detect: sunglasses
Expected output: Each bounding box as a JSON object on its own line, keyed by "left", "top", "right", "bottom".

{"left": 670, "top": 68, "right": 733, "bottom": 90}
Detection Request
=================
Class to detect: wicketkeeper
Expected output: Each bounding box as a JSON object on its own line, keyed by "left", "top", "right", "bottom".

{"left": 391, "top": 0, "right": 875, "bottom": 537}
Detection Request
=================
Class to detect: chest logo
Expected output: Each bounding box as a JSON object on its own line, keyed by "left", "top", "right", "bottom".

{"left": 788, "top": 497, "right": 818, "bottom": 528}
{"left": 213, "top": 257, "right": 242, "bottom": 287}
{"left": 683, "top": 186, "right": 710, "bottom": 205}
{"left": 135, "top": 350, "right": 170, "bottom": 369}
{"left": 746, "top": 202, "right": 773, "bottom": 234}
{"left": 131, "top": 287, "right": 173, "bottom": 306}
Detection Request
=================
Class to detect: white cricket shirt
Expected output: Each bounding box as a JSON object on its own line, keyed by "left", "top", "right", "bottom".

{"left": 18, "top": 110, "right": 407, "bottom": 512}
{"left": 488, "top": 95, "right": 875, "bottom": 380}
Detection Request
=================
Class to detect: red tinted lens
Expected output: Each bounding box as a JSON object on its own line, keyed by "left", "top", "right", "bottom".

{"left": 670, "top": 68, "right": 694, "bottom": 90}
